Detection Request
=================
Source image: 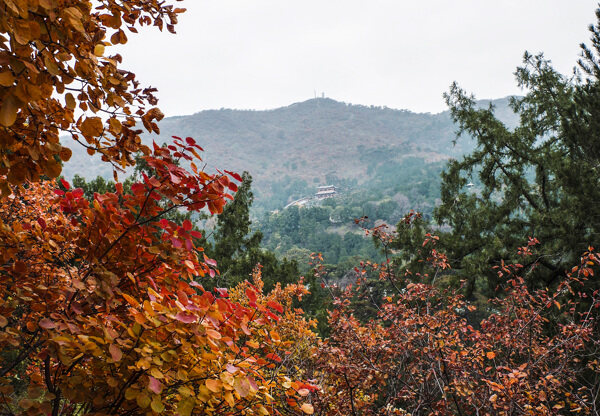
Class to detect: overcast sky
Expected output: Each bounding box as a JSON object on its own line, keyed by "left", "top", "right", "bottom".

{"left": 115, "top": 1, "right": 598, "bottom": 116}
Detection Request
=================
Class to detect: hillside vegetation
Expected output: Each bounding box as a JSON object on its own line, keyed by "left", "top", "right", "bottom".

{"left": 63, "top": 97, "right": 517, "bottom": 213}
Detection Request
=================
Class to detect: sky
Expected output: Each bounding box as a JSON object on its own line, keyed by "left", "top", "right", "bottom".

{"left": 115, "top": 1, "right": 598, "bottom": 116}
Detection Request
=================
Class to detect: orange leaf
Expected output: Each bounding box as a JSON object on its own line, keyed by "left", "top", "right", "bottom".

{"left": 205, "top": 379, "right": 221, "bottom": 393}
{"left": 206, "top": 329, "right": 221, "bottom": 340}
{"left": 122, "top": 293, "right": 140, "bottom": 308}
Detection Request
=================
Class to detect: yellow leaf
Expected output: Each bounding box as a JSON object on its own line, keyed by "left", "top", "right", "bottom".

{"left": 177, "top": 397, "right": 195, "bottom": 416}
{"left": 300, "top": 403, "right": 314, "bottom": 414}
{"left": 220, "top": 371, "right": 234, "bottom": 386}
{"left": 124, "top": 388, "right": 137, "bottom": 400}
{"left": 150, "top": 367, "right": 163, "bottom": 379}
{"left": 224, "top": 392, "right": 235, "bottom": 407}
{"left": 151, "top": 396, "right": 165, "bottom": 413}
{"left": 0, "top": 94, "right": 18, "bottom": 127}
{"left": 136, "top": 393, "right": 150, "bottom": 408}
{"left": 94, "top": 44, "right": 105, "bottom": 57}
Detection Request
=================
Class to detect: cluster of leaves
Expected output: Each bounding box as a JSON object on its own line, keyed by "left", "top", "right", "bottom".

{"left": 0, "top": 0, "right": 184, "bottom": 193}
{"left": 311, "top": 232, "right": 600, "bottom": 415}
{"left": 0, "top": 140, "right": 317, "bottom": 415}
{"left": 0, "top": 2, "right": 325, "bottom": 414}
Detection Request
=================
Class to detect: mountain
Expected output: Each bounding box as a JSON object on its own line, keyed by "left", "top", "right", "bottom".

{"left": 62, "top": 97, "right": 517, "bottom": 212}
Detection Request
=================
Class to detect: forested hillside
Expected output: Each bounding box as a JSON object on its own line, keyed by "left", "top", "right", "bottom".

{"left": 62, "top": 97, "right": 517, "bottom": 269}
{"left": 62, "top": 97, "right": 517, "bottom": 213}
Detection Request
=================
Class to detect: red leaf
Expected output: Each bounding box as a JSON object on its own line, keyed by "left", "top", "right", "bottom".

{"left": 245, "top": 288, "right": 257, "bottom": 303}
{"left": 182, "top": 219, "right": 192, "bottom": 231}
{"left": 131, "top": 183, "right": 145, "bottom": 195}
{"left": 226, "top": 170, "right": 242, "bottom": 182}
{"left": 266, "top": 311, "right": 280, "bottom": 322}
{"left": 37, "top": 218, "right": 47, "bottom": 230}
{"left": 216, "top": 288, "right": 229, "bottom": 298}
{"left": 267, "top": 300, "right": 284, "bottom": 313}
{"left": 185, "top": 137, "right": 196, "bottom": 146}
{"left": 60, "top": 178, "right": 70, "bottom": 190}
{"left": 266, "top": 353, "right": 282, "bottom": 362}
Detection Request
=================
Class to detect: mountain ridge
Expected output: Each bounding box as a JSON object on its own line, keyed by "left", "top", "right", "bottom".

{"left": 62, "top": 96, "right": 518, "bottom": 212}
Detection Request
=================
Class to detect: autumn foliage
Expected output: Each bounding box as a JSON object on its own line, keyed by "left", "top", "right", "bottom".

{"left": 0, "top": 139, "right": 317, "bottom": 415}
{"left": 0, "top": 0, "right": 183, "bottom": 194}
{"left": 311, "top": 230, "right": 600, "bottom": 415}
{"left": 3, "top": 1, "right": 600, "bottom": 415}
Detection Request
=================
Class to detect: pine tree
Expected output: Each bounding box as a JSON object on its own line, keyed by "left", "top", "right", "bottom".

{"left": 393, "top": 9, "right": 600, "bottom": 298}
{"left": 205, "top": 172, "right": 301, "bottom": 291}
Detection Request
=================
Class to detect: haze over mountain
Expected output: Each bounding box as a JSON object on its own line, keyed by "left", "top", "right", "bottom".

{"left": 62, "top": 97, "right": 517, "bottom": 212}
